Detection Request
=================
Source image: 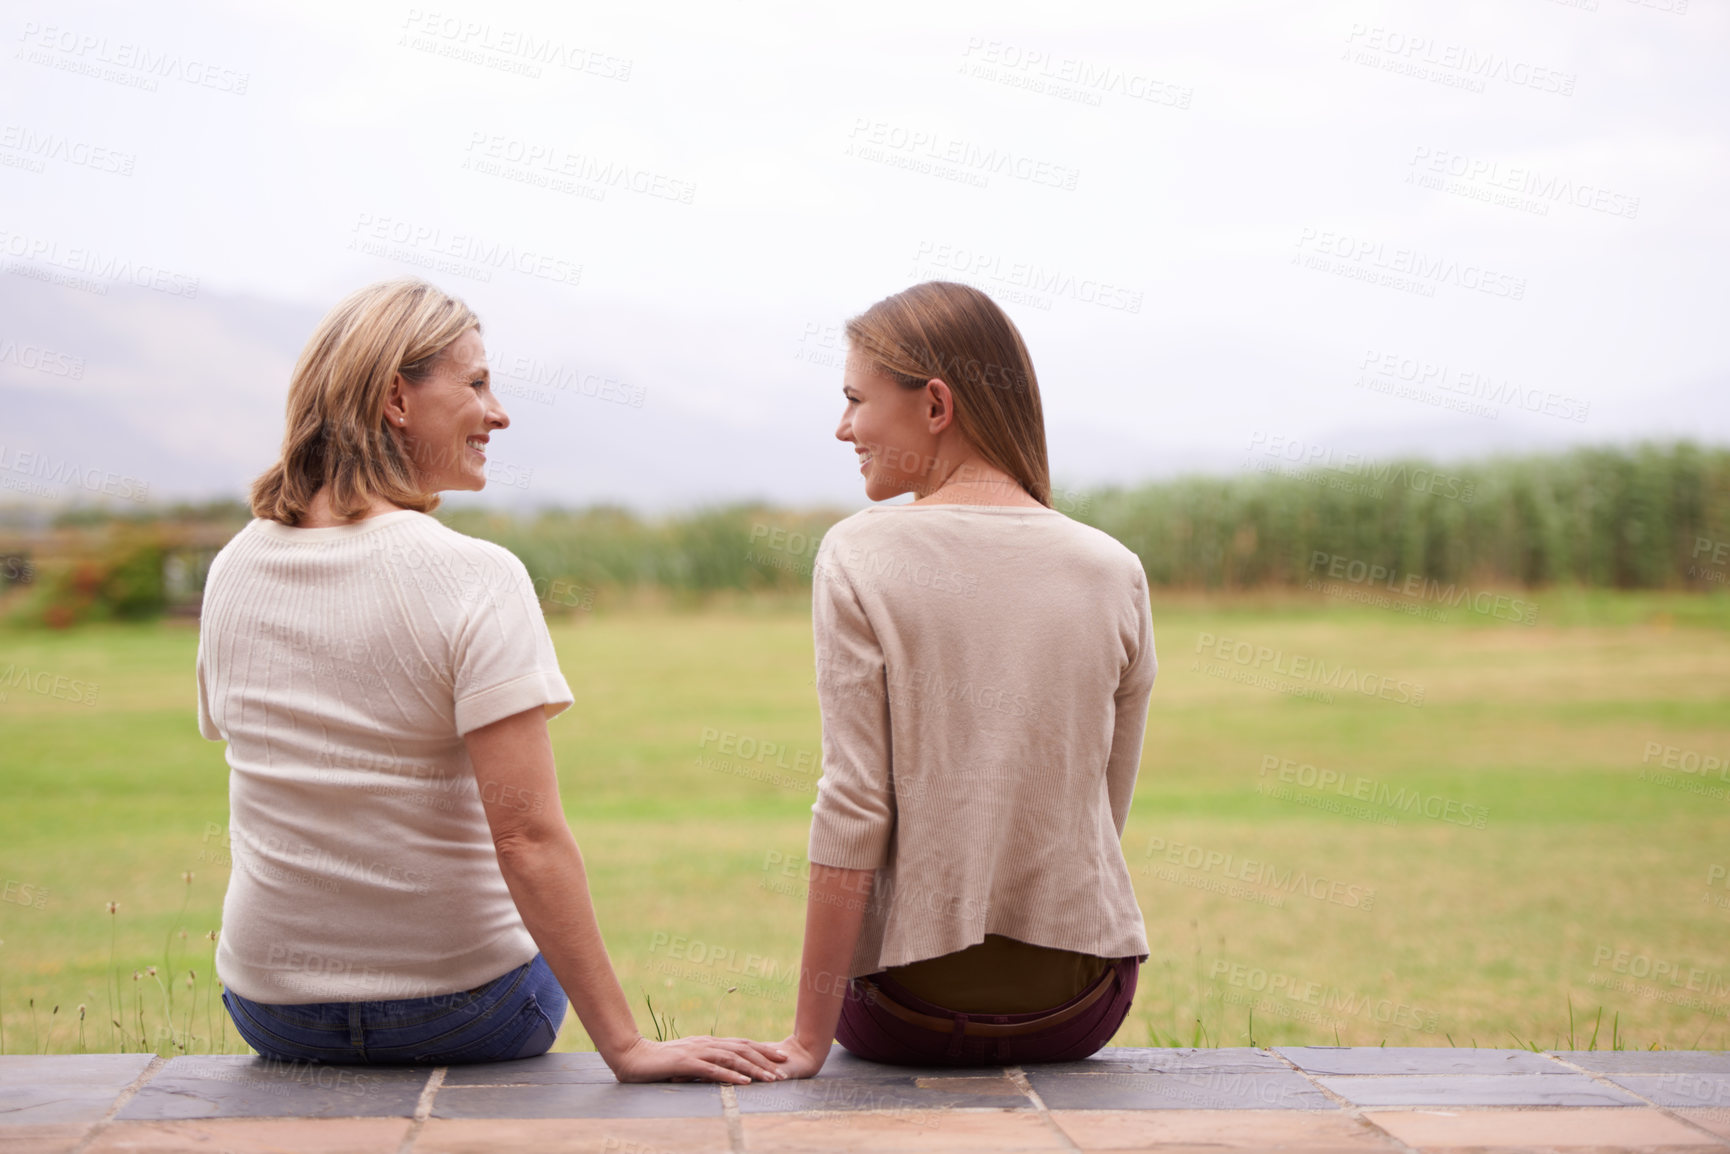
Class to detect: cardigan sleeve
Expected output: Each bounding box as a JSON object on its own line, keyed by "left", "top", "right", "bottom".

{"left": 806, "top": 536, "right": 896, "bottom": 871}
{"left": 1105, "top": 566, "right": 1157, "bottom": 836}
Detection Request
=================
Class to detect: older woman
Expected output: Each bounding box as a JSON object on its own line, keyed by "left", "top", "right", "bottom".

{"left": 199, "top": 279, "right": 786, "bottom": 1080}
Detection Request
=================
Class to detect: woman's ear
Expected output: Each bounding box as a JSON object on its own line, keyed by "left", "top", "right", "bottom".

{"left": 925, "top": 378, "right": 955, "bottom": 434}
{"left": 383, "top": 373, "right": 409, "bottom": 428}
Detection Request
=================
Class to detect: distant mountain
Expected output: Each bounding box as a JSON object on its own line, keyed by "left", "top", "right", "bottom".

{"left": 3, "top": 274, "right": 1723, "bottom": 516}
{"left": 0, "top": 278, "right": 320, "bottom": 507}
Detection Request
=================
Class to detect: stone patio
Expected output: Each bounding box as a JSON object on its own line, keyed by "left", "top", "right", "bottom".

{"left": 3, "top": 1046, "right": 1729, "bottom": 1152}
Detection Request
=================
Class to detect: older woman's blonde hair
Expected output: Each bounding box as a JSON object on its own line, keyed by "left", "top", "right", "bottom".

{"left": 250, "top": 279, "right": 480, "bottom": 525}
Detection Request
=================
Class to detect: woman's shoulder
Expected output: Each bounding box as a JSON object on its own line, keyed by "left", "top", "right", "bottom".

{"left": 267, "top": 511, "right": 533, "bottom": 592}
{"left": 409, "top": 515, "right": 520, "bottom": 565}
{"left": 831, "top": 503, "right": 1140, "bottom": 562}
{"left": 817, "top": 504, "right": 1145, "bottom": 596}
{"left": 812, "top": 505, "right": 945, "bottom": 571}
{"left": 1045, "top": 514, "right": 1147, "bottom": 580}
{"left": 205, "top": 517, "right": 282, "bottom": 581}
{"left": 394, "top": 517, "right": 536, "bottom": 599}
{"left": 815, "top": 507, "right": 881, "bottom": 552}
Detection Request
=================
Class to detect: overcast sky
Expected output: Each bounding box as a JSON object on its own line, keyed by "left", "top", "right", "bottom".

{"left": 2, "top": 0, "right": 1726, "bottom": 513}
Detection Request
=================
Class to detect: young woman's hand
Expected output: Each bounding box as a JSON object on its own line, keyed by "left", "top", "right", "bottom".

{"left": 769, "top": 1034, "right": 831, "bottom": 1080}
{"left": 607, "top": 1035, "right": 788, "bottom": 1084}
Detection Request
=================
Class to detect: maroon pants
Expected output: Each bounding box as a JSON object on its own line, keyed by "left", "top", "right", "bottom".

{"left": 835, "top": 955, "right": 1139, "bottom": 1067}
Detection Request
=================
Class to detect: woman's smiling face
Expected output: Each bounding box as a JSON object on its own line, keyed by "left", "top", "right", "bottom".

{"left": 835, "top": 351, "right": 938, "bottom": 502}
{"left": 391, "top": 329, "right": 509, "bottom": 493}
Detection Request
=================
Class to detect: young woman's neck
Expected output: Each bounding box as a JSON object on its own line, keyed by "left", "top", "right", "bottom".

{"left": 913, "top": 454, "right": 1044, "bottom": 508}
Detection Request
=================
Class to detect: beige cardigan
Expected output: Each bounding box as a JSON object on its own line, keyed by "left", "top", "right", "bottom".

{"left": 807, "top": 504, "right": 1156, "bottom": 976}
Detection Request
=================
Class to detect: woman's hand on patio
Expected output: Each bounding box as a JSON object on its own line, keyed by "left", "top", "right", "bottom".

{"left": 607, "top": 1035, "right": 789, "bottom": 1084}
{"left": 767, "top": 1034, "right": 830, "bottom": 1080}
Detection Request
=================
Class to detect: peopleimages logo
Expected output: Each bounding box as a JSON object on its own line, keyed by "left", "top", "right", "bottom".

{"left": 15, "top": 21, "right": 251, "bottom": 94}
{"left": 1643, "top": 742, "right": 1728, "bottom": 776}
{"left": 0, "top": 338, "right": 84, "bottom": 379}
{"left": 462, "top": 133, "right": 695, "bottom": 204}
{"left": 1590, "top": 946, "right": 1730, "bottom": 1003}
{"left": 349, "top": 213, "right": 582, "bottom": 287}
{"left": 1193, "top": 631, "right": 1426, "bottom": 707}
{"left": 0, "top": 229, "right": 198, "bottom": 298}
{"left": 0, "top": 445, "right": 148, "bottom": 502}
{"left": 0, "top": 664, "right": 99, "bottom": 707}
{"left": 0, "top": 123, "right": 136, "bottom": 176}
{"left": 958, "top": 38, "right": 1193, "bottom": 110}
{"left": 1356, "top": 348, "right": 1589, "bottom": 423}
{"left": 697, "top": 727, "right": 818, "bottom": 785}
{"left": 1294, "top": 228, "right": 1525, "bottom": 301}
{"left": 845, "top": 118, "right": 1081, "bottom": 191}
{"left": 1342, "top": 24, "right": 1576, "bottom": 97}
{"left": 398, "top": 10, "right": 633, "bottom": 81}
{"left": 1258, "top": 755, "right": 1489, "bottom": 829}
{"left": 1308, "top": 551, "right": 1538, "bottom": 625}
{"left": 1143, "top": 836, "right": 1376, "bottom": 910}
{"left": 821, "top": 540, "right": 980, "bottom": 599}
{"left": 1208, "top": 959, "right": 1440, "bottom": 1032}
{"left": 909, "top": 241, "right": 1142, "bottom": 314}
{"left": 1245, "top": 433, "right": 1478, "bottom": 503}
{"left": 1407, "top": 147, "right": 1639, "bottom": 220}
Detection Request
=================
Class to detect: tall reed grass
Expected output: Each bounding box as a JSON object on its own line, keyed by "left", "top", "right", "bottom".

{"left": 10, "top": 443, "right": 1728, "bottom": 625}
{"left": 442, "top": 442, "right": 1730, "bottom": 608}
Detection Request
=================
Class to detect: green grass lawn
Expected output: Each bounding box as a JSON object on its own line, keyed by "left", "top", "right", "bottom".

{"left": 2, "top": 589, "right": 1728, "bottom": 1056}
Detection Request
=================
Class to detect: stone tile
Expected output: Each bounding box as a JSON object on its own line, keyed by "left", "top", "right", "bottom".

{"left": 115, "top": 1056, "right": 428, "bottom": 1120}
{"left": 0, "top": 1091, "right": 134, "bottom": 1126}
{"left": 1673, "top": 1108, "right": 1730, "bottom": 1141}
{"left": 82, "top": 1117, "right": 410, "bottom": 1152}
{"left": 1063, "top": 1148, "right": 1393, "bottom": 1154}
{"left": 1365, "top": 1106, "right": 1721, "bottom": 1147}
{"left": 1608, "top": 1074, "right": 1730, "bottom": 1108}
{"left": 737, "top": 1072, "right": 1031, "bottom": 1113}
{"left": 438, "top": 1052, "right": 615, "bottom": 1085}
{"left": 1318, "top": 1073, "right": 1644, "bottom": 1108}
{"left": 1051, "top": 1108, "right": 1390, "bottom": 1150}
{"left": 431, "top": 1083, "right": 721, "bottom": 1119}
{"left": 1034, "top": 1047, "right": 1290, "bottom": 1075}
{"left": 813, "top": 1045, "right": 984, "bottom": 1081}
{"left": 1552, "top": 1051, "right": 1730, "bottom": 1074}
{"left": 1279, "top": 1046, "right": 1567, "bottom": 1076}
{"left": 741, "top": 1109, "right": 1067, "bottom": 1152}
{"left": 0, "top": 1124, "right": 92, "bottom": 1153}
{"left": 0, "top": 1056, "right": 158, "bottom": 1126}
{"left": 1027, "top": 1069, "right": 1332, "bottom": 1110}
{"left": 0, "top": 1056, "right": 156, "bottom": 1089}
{"left": 414, "top": 1116, "right": 732, "bottom": 1153}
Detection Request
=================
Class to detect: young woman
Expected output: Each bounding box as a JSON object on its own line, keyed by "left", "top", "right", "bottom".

{"left": 772, "top": 281, "right": 1156, "bottom": 1073}
{"left": 199, "top": 279, "right": 786, "bottom": 1080}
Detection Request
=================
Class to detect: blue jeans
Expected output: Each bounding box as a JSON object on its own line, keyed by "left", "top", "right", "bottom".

{"left": 221, "top": 953, "right": 567, "bottom": 1065}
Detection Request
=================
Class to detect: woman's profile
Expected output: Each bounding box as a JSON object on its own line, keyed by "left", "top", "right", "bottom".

{"left": 197, "top": 279, "right": 785, "bottom": 1080}
{"left": 769, "top": 281, "right": 1156, "bottom": 1074}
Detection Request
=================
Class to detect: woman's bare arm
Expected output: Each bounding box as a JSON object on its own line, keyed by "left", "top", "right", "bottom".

{"left": 465, "top": 706, "right": 786, "bottom": 1083}
{"left": 775, "top": 863, "right": 874, "bottom": 1078}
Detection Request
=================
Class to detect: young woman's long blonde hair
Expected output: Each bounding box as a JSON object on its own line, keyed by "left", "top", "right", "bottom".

{"left": 250, "top": 279, "right": 480, "bottom": 525}
{"left": 844, "top": 281, "right": 1051, "bottom": 507}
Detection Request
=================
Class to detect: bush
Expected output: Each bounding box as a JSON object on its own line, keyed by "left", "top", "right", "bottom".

{"left": 12, "top": 528, "right": 168, "bottom": 628}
